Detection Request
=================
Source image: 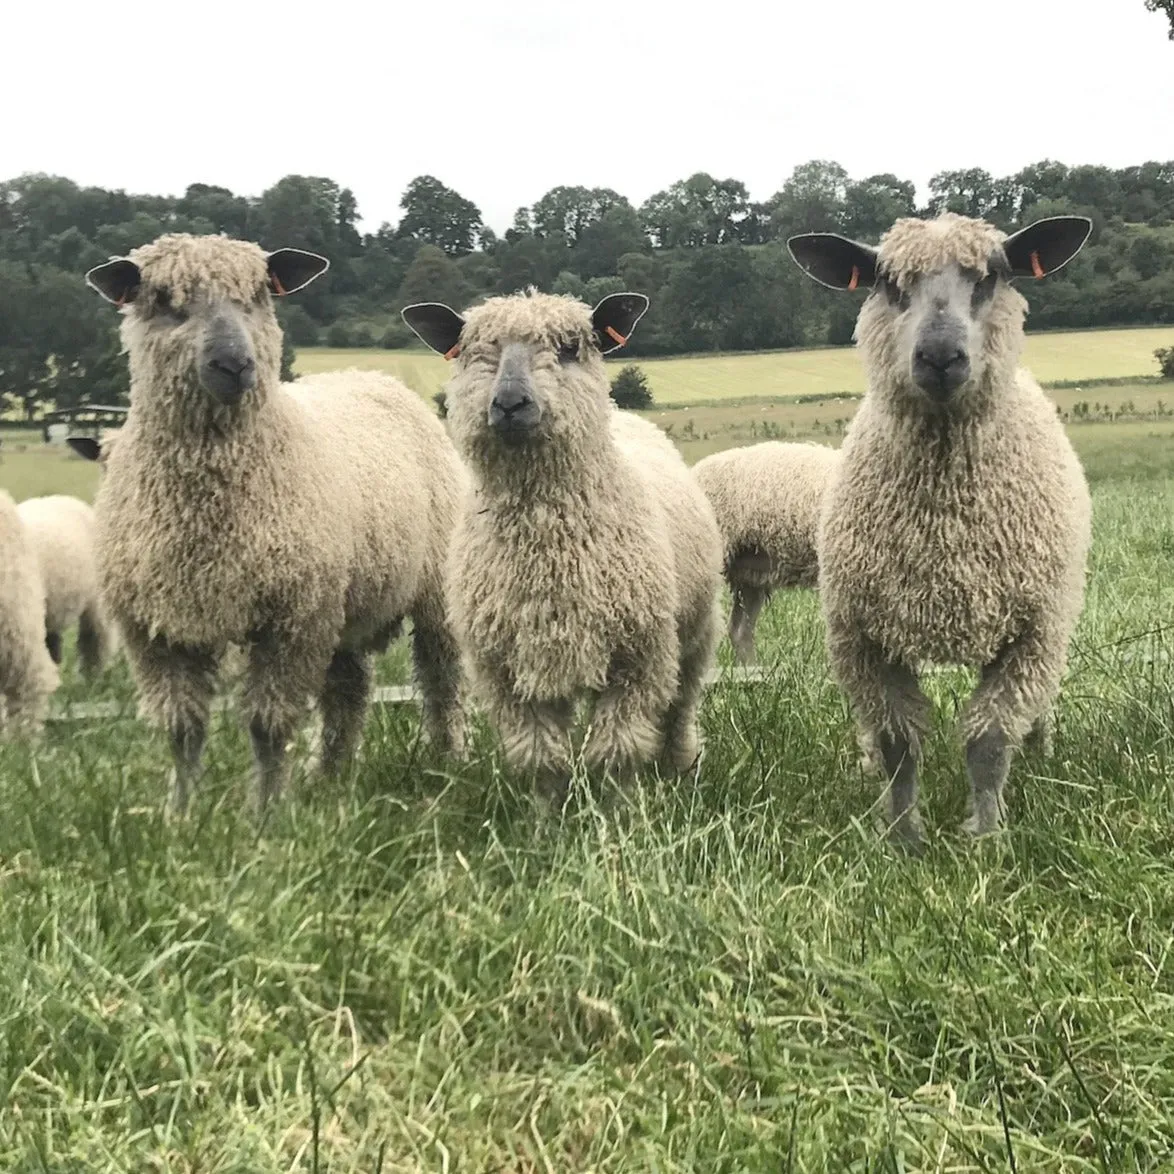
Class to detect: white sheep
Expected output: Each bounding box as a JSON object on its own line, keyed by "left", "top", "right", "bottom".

{"left": 0, "top": 490, "right": 59, "bottom": 733}
{"left": 85, "top": 233, "right": 467, "bottom": 811}
{"left": 692, "top": 440, "right": 840, "bottom": 664}
{"left": 16, "top": 494, "right": 116, "bottom": 677}
{"left": 403, "top": 289, "right": 723, "bottom": 806}
{"left": 788, "top": 212, "right": 1093, "bottom": 849}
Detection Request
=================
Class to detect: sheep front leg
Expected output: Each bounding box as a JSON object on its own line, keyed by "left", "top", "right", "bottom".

{"left": 77, "top": 604, "right": 115, "bottom": 680}
{"left": 45, "top": 631, "right": 63, "bottom": 666}
{"left": 410, "top": 596, "right": 466, "bottom": 757}
{"left": 662, "top": 601, "right": 720, "bottom": 773}
{"left": 729, "top": 583, "right": 768, "bottom": 666}
{"left": 318, "top": 647, "right": 373, "bottom": 778}
{"left": 480, "top": 670, "right": 575, "bottom": 807}
{"left": 122, "top": 624, "right": 219, "bottom": 813}
{"left": 584, "top": 627, "right": 677, "bottom": 782}
{"left": 243, "top": 628, "right": 328, "bottom": 811}
{"left": 829, "top": 628, "right": 931, "bottom": 851}
{"left": 961, "top": 624, "right": 1065, "bottom": 838}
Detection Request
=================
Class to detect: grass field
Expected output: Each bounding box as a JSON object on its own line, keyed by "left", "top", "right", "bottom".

{"left": 2, "top": 344, "right": 1174, "bottom": 1169}
{"left": 295, "top": 323, "right": 1174, "bottom": 406}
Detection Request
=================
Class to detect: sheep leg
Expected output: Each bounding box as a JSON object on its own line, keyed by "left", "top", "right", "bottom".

{"left": 121, "top": 628, "right": 219, "bottom": 813}
{"left": 318, "top": 647, "right": 372, "bottom": 778}
{"left": 242, "top": 629, "right": 325, "bottom": 811}
{"left": 77, "top": 606, "right": 114, "bottom": 680}
{"left": 831, "top": 632, "right": 931, "bottom": 850}
{"left": 729, "top": 584, "right": 768, "bottom": 666}
{"left": 661, "top": 604, "right": 721, "bottom": 773}
{"left": 410, "top": 603, "right": 466, "bottom": 757}
{"left": 44, "top": 631, "right": 63, "bottom": 666}
{"left": 482, "top": 675, "right": 575, "bottom": 806}
{"left": 1024, "top": 710, "right": 1054, "bottom": 758}
{"left": 962, "top": 626, "right": 1063, "bottom": 837}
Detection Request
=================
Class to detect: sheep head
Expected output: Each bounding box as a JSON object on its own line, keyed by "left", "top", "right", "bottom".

{"left": 86, "top": 234, "right": 328, "bottom": 413}
{"left": 788, "top": 213, "right": 1091, "bottom": 406}
{"left": 403, "top": 289, "right": 648, "bottom": 466}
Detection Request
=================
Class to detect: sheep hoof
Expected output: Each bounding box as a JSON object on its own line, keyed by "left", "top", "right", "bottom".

{"left": 960, "top": 811, "right": 1006, "bottom": 840}
{"left": 877, "top": 809, "right": 925, "bottom": 857}
{"left": 534, "top": 769, "right": 571, "bottom": 813}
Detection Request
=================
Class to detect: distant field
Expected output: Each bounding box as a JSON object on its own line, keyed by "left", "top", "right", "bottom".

{"left": 296, "top": 324, "right": 1174, "bottom": 406}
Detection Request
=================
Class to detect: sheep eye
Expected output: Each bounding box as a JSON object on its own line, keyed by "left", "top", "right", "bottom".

{"left": 152, "top": 289, "right": 187, "bottom": 322}
{"left": 971, "top": 271, "right": 998, "bottom": 310}
{"left": 557, "top": 340, "right": 580, "bottom": 364}
{"left": 881, "top": 276, "right": 908, "bottom": 311}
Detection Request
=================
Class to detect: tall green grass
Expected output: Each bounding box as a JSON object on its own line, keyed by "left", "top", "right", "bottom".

{"left": 1, "top": 463, "right": 1171, "bottom": 1168}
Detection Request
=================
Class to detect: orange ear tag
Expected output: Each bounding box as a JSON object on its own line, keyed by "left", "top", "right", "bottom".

{"left": 1030, "top": 250, "right": 1045, "bottom": 279}
{"left": 443, "top": 344, "right": 461, "bottom": 361}
{"left": 604, "top": 325, "right": 628, "bottom": 347}
{"left": 847, "top": 265, "right": 860, "bottom": 292}
{"left": 270, "top": 273, "right": 288, "bottom": 296}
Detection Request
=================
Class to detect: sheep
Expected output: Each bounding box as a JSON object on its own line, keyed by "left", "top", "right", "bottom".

{"left": 692, "top": 441, "right": 840, "bottom": 664}
{"left": 787, "top": 212, "right": 1093, "bottom": 849}
{"left": 402, "top": 289, "right": 723, "bottom": 805}
{"left": 16, "top": 494, "right": 116, "bottom": 677}
{"left": 84, "top": 233, "right": 467, "bottom": 812}
{"left": 0, "top": 490, "right": 59, "bottom": 734}
{"left": 66, "top": 429, "right": 120, "bottom": 468}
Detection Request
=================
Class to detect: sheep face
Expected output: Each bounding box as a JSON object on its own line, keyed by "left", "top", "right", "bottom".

{"left": 402, "top": 291, "right": 649, "bottom": 465}
{"left": 86, "top": 235, "right": 329, "bottom": 411}
{"left": 788, "top": 214, "right": 1091, "bottom": 407}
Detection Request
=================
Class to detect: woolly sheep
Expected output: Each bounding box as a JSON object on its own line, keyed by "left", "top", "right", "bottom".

{"left": 788, "top": 212, "right": 1093, "bottom": 848}
{"left": 85, "top": 233, "right": 467, "bottom": 811}
{"left": 16, "top": 494, "right": 116, "bottom": 677}
{"left": 403, "top": 289, "right": 723, "bottom": 805}
{"left": 0, "top": 491, "right": 59, "bottom": 733}
{"left": 692, "top": 441, "right": 840, "bottom": 664}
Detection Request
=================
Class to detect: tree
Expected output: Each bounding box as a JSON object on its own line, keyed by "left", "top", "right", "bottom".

{"left": 842, "top": 174, "right": 917, "bottom": 240}
{"left": 396, "top": 244, "right": 472, "bottom": 311}
{"left": 765, "top": 161, "right": 850, "bottom": 239}
{"left": 610, "top": 365, "right": 653, "bottom": 409}
{"left": 1145, "top": 0, "right": 1174, "bottom": 38}
{"left": 530, "top": 186, "right": 627, "bottom": 245}
{"left": 640, "top": 173, "right": 751, "bottom": 248}
{"left": 396, "top": 176, "right": 484, "bottom": 256}
{"left": 280, "top": 334, "right": 297, "bottom": 382}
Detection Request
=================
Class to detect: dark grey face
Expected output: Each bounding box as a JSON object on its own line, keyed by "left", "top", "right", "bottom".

{"left": 488, "top": 342, "right": 543, "bottom": 440}
{"left": 198, "top": 303, "right": 257, "bottom": 404}
{"left": 880, "top": 259, "right": 1003, "bottom": 402}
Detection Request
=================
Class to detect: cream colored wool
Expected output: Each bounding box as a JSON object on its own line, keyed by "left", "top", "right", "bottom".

{"left": 815, "top": 213, "right": 1091, "bottom": 837}
{"left": 95, "top": 234, "right": 466, "bottom": 808}
{"left": 16, "top": 495, "right": 116, "bottom": 677}
{"left": 692, "top": 441, "right": 840, "bottom": 664}
{"left": 0, "top": 491, "right": 59, "bottom": 732}
{"left": 443, "top": 290, "right": 722, "bottom": 790}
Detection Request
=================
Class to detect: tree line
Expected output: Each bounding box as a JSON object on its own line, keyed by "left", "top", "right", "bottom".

{"left": 2, "top": 158, "right": 1174, "bottom": 417}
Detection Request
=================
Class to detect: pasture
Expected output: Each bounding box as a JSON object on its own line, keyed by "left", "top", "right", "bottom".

{"left": 1, "top": 344, "right": 1174, "bottom": 1170}
{"left": 294, "top": 323, "right": 1174, "bottom": 405}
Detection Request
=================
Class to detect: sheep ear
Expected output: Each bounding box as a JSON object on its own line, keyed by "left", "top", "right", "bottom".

{"left": 266, "top": 248, "right": 330, "bottom": 296}
{"left": 591, "top": 293, "right": 649, "bottom": 354}
{"left": 67, "top": 436, "right": 102, "bottom": 462}
{"left": 86, "top": 258, "right": 141, "bottom": 306}
{"left": 1003, "top": 216, "right": 1092, "bottom": 279}
{"left": 401, "top": 303, "right": 466, "bottom": 359}
{"left": 787, "top": 234, "right": 878, "bottom": 291}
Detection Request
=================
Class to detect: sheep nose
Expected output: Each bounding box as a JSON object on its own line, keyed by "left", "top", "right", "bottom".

{"left": 492, "top": 380, "right": 532, "bottom": 416}
{"left": 210, "top": 355, "right": 255, "bottom": 386}
{"left": 914, "top": 344, "right": 967, "bottom": 373}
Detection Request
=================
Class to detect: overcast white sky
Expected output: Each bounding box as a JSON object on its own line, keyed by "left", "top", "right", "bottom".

{"left": 5, "top": 1, "right": 1172, "bottom": 235}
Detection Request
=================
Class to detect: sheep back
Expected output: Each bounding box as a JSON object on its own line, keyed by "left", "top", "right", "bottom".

{"left": 16, "top": 495, "right": 101, "bottom": 635}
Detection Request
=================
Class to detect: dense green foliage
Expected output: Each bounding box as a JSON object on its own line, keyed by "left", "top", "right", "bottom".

{"left": 3, "top": 159, "right": 1174, "bottom": 417}
{"left": 609, "top": 364, "right": 654, "bottom": 409}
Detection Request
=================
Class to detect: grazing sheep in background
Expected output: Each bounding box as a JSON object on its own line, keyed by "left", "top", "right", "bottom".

{"left": 787, "top": 212, "right": 1093, "bottom": 849}
{"left": 403, "top": 289, "right": 723, "bottom": 805}
{"left": 16, "top": 495, "right": 116, "bottom": 677}
{"left": 85, "top": 234, "right": 467, "bottom": 812}
{"left": 692, "top": 441, "right": 840, "bottom": 664}
{"left": 0, "top": 491, "right": 59, "bottom": 733}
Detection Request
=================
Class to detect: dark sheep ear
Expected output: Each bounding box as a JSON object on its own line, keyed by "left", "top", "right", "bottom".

{"left": 266, "top": 248, "right": 330, "bottom": 296}
{"left": 787, "top": 234, "right": 879, "bottom": 291}
{"left": 591, "top": 292, "right": 649, "bottom": 354}
{"left": 86, "top": 258, "right": 141, "bottom": 306}
{"left": 1003, "top": 216, "right": 1093, "bottom": 279}
{"left": 401, "top": 303, "right": 467, "bottom": 359}
{"left": 67, "top": 436, "right": 102, "bottom": 462}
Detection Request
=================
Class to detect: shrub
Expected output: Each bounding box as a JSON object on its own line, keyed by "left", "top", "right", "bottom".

{"left": 277, "top": 303, "right": 320, "bottom": 347}
{"left": 1155, "top": 345, "right": 1174, "bottom": 379}
{"left": 325, "top": 322, "right": 352, "bottom": 349}
{"left": 610, "top": 364, "right": 653, "bottom": 410}
{"left": 379, "top": 321, "right": 413, "bottom": 349}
